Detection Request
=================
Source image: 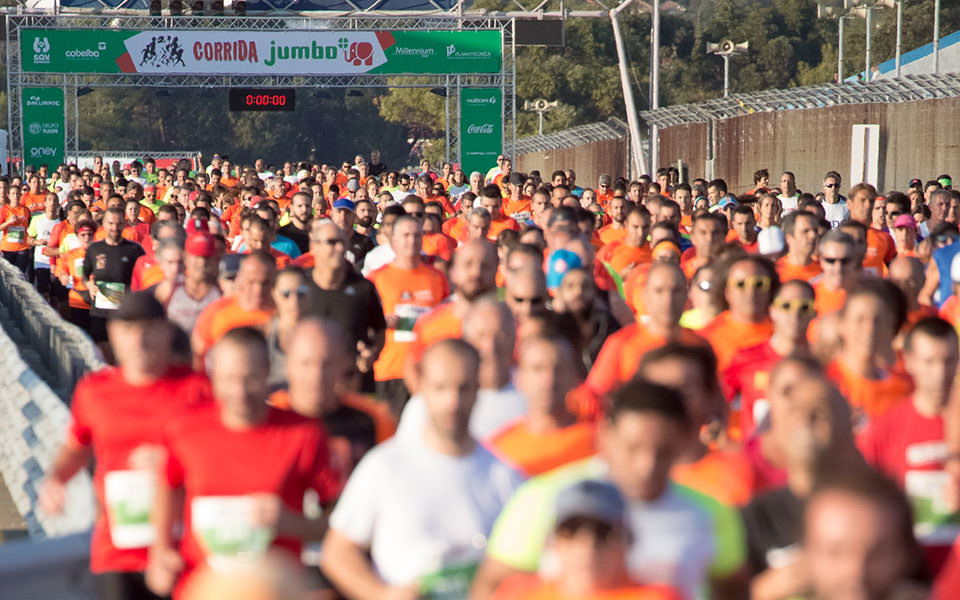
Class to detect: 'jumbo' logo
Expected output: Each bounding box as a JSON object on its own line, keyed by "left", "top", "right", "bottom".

{"left": 32, "top": 36, "right": 50, "bottom": 64}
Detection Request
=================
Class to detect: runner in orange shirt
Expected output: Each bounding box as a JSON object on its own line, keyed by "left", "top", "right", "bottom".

{"left": 502, "top": 173, "right": 532, "bottom": 224}
{"left": 639, "top": 343, "right": 755, "bottom": 506}
{"left": 812, "top": 229, "right": 861, "bottom": 315}
{"left": 22, "top": 173, "right": 48, "bottom": 214}
{"left": 191, "top": 251, "right": 276, "bottom": 361}
{"left": 487, "top": 334, "right": 595, "bottom": 477}
{"left": 369, "top": 215, "right": 450, "bottom": 414}
{"left": 479, "top": 185, "right": 521, "bottom": 242}
{"left": 776, "top": 210, "right": 822, "bottom": 282}
{"left": 847, "top": 182, "right": 896, "bottom": 268}
{"left": 443, "top": 194, "right": 474, "bottom": 241}
{"left": 597, "top": 196, "right": 628, "bottom": 246}
{"left": 681, "top": 213, "right": 728, "bottom": 279}
{"left": 0, "top": 184, "right": 35, "bottom": 273}
{"left": 596, "top": 207, "right": 652, "bottom": 279}
{"left": 587, "top": 263, "right": 706, "bottom": 398}
{"left": 840, "top": 220, "right": 887, "bottom": 277}
{"left": 57, "top": 219, "right": 98, "bottom": 330}
{"left": 700, "top": 254, "right": 778, "bottom": 372}
{"left": 826, "top": 279, "right": 913, "bottom": 425}
{"left": 421, "top": 213, "right": 458, "bottom": 264}
{"left": 730, "top": 205, "right": 760, "bottom": 253}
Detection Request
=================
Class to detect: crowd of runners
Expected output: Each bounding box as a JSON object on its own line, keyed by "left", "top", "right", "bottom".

{"left": 3, "top": 151, "right": 960, "bottom": 599}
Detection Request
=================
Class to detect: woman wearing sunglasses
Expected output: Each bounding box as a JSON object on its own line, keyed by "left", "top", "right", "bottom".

{"left": 700, "top": 254, "right": 779, "bottom": 373}
{"left": 722, "top": 279, "right": 816, "bottom": 439}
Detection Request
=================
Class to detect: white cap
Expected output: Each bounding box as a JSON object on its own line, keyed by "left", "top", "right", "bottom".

{"left": 758, "top": 226, "right": 785, "bottom": 255}
{"left": 951, "top": 252, "right": 960, "bottom": 283}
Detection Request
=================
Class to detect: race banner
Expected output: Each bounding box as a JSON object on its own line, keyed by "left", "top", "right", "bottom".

{"left": 21, "top": 29, "right": 501, "bottom": 75}
{"left": 459, "top": 88, "right": 502, "bottom": 176}
{"left": 21, "top": 87, "right": 65, "bottom": 170}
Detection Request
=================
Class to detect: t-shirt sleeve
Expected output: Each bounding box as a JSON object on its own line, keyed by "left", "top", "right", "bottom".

{"left": 485, "top": 480, "right": 554, "bottom": 572}
{"left": 706, "top": 497, "right": 748, "bottom": 578}
{"left": 364, "top": 280, "right": 387, "bottom": 332}
{"left": 327, "top": 449, "right": 383, "bottom": 547}
{"left": 163, "top": 422, "right": 186, "bottom": 489}
{"left": 67, "top": 381, "right": 93, "bottom": 448}
{"left": 300, "top": 423, "right": 342, "bottom": 504}
{"left": 82, "top": 246, "right": 95, "bottom": 280}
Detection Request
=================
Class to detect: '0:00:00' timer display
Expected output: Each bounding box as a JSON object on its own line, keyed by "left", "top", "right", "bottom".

{"left": 228, "top": 88, "right": 296, "bottom": 112}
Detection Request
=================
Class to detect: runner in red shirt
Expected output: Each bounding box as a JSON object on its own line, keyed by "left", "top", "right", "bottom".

{"left": 146, "top": 327, "right": 340, "bottom": 598}
{"left": 39, "top": 293, "right": 211, "bottom": 600}
{"left": 722, "top": 280, "right": 816, "bottom": 439}
{"left": 859, "top": 317, "right": 959, "bottom": 574}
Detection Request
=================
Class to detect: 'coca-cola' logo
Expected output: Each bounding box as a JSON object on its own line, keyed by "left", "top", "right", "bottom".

{"left": 467, "top": 123, "right": 495, "bottom": 134}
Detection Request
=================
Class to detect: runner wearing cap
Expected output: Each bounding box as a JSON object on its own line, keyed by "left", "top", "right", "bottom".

{"left": 40, "top": 292, "right": 211, "bottom": 600}
{"left": 331, "top": 198, "right": 375, "bottom": 270}
{"left": 83, "top": 207, "right": 147, "bottom": 343}
{"left": 492, "top": 480, "right": 682, "bottom": 600}
{"left": 154, "top": 231, "right": 222, "bottom": 334}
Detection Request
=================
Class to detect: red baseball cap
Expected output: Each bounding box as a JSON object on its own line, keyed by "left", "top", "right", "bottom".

{"left": 185, "top": 231, "right": 218, "bottom": 258}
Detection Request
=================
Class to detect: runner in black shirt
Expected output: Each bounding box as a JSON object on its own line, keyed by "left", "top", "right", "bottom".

{"left": 83, "top": 207, "right": 145, "bottom": 343}
{"left": 331, "top": 199, "right": 375, "bottom": 271}
{"left": 279, "top": 191, "right": 312, "bottom": 255}
{"left": 302, "top": 220, "right": 385, "bottom": 392}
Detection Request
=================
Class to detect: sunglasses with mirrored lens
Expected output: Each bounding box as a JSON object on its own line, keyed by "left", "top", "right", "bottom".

{"left": 774, "top": 298, "right": 816, "bottom": 315}
{"left": 822, "top": 256, "right": 853, "bottom": 266}
{"left": 730, "top": 275, "right": 771, "bottom": 291}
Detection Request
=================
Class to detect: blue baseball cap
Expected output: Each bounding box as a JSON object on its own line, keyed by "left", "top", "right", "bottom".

{"left": 333, "top": 199, "right": 356, "bottom": 212}
{"left": 546, "top": 249, "right": 583, "bottom": 291}
{"left": 718, "top": 196, "right": 737, "bottom": 210}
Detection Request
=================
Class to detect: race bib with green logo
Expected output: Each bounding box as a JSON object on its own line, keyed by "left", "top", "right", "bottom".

{"left": 6, "top": 226, "right": 25, "bottom": 243}
{"left": 418, "top": 562, "right": 479, "bottom": 600}
{"left": 191, "top": 496, "right": 275, "bottom": 571}
{"left": 94, "top": 281, "right": 126, "bottom": 310}
{"left": 104, "top": 470, "right": 157, "bottom": 549}
{"left": 394, "top": 303, "right": 430, "bottom": 342}
{"left": 906, "top": 470, "right": 960, "bottom": 545}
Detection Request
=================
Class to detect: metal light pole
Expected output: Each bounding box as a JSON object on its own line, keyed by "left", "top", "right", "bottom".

{"left": 895, "top": 0, "right": 903, "bottom": 77}
{"left": 610, "top": 0, "right": 647, "bottom": 178}
{"left": 838, "top": 16, "right": 845, "bottom": 82}
{"left": 934, "top": 0, "right": 941, "bottom": 73}
{"left": 865, "top": 6, "right": 872, "bottom": 81}
{"left": 722, "top": 54, "right": 732, "bottom": 97}
{"left": 522, "top": 99, "right": 558, "bottom": 135}
{"left": 649, "top": 0, "right": 660, "bottom": 175}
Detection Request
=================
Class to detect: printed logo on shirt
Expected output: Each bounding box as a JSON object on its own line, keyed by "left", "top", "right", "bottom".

{"left": 400, "top": 290, "right": 413, "bottom": 301}
{"left": 96, "top": 253, "right": 107, "bottom": 270}
{"left": 906, "top": 441, "right": 948, "bottom": 467}
{"left": 344, "top": 285, "right": 355, "bottom": 296}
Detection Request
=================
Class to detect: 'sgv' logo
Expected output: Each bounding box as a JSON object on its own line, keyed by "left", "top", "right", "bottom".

{"left": 467, "top": 123, "right": 495, "bottom": 134}
{"left": 32, "top": 36, "right": 50, "bottom": 64}
{"left": 33, "top": 37, "right": 50, "bottom": 54}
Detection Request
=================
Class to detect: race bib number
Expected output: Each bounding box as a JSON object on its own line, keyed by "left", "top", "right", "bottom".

{"left": 510, "top": 211, "right": 531, "bottom": 224}
{"left": 418, "top": 562, "right": 479, "bottom": 600}
{"left": 6, "top": 226, "right": 25, "bottom": 243}
{"left": 94, "top": 281, "right": 126, "bottom": 310}
{"left": 394, "top": 303, "right": 431, "bottom": 343}
{"left": 104, "top": 470, "right": 157, "bottom": 549}
{"left": 191, "top": 496, "right": 275, "bottom": 571}
{"left": 905, "top": 470, "right": 960, "bottom": 545}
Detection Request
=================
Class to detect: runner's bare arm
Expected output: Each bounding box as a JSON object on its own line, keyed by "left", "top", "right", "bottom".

{"left": 146, "top": 481, "right": 185, "bottom": 596}
{"left": 38, "top": 442, "right": 93, "bottom": 514}
{"left": 470, "top": 556, "right": 525, "bottom": 600}
{"left": 918, "top": 259, "right": 939, "bottom": 306}
{"left": 320, "top": 528, "right": 417, "bottom": 600}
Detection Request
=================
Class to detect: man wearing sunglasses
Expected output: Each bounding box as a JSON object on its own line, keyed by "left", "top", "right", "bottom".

{"left": 814, "top": 230, "right": 860, "bottom": 315}
{"left": 820, "top": 171, "right": 848, "bottom": 230}
{"left": 723, "top": 280, "right": 816, "bottom": 439}
{"left": 701, "top": 255, "right": 778, "bottom": 372}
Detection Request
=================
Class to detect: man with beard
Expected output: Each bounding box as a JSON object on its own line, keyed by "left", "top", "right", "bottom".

{"left": 331, "top": 199, "right": 375, "bottom": 270}
{"left": 354, "top": 199, "right": 378, "bottom": 242}
{"left": 278, "top": 191, "right": 312, "bottom": 255}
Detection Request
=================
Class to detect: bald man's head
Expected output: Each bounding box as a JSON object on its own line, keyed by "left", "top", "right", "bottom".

{"left": 450, "top": 239, "right": 498, "bottom": 301}
{"left": 887, "top": 256, "right": 924, "bottom": 306}
{"left": 462, "top": 300, "right": 515, "bottom": 389}
{"left": 505, "top": 266, "right": 548, "bottom": 322}
{"left": 285, "top": 317, "right": 349, "bottom": 418}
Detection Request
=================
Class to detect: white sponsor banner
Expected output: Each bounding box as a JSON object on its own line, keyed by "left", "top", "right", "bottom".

{"left": 124, "top": 31, "right": 388, "bottom": 75}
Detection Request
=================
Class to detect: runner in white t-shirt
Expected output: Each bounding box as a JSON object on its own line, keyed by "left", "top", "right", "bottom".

{"left": 820, "top": 170, "right": 849, "bottom": 229}
{"left": 322, "top": 339, "right": 523, "bottom": 599}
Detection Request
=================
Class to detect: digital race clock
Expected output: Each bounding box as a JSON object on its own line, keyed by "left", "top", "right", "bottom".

{"left": 228, "top": 88, "right": 296, "bottom": 112}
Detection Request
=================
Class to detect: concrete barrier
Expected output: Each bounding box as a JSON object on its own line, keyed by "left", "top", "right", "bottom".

{"left": 0, "top": 258, "right": 99, "bottom": 539}
{"left": 0, "top": 532, "right": 94, "bottom": 600}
